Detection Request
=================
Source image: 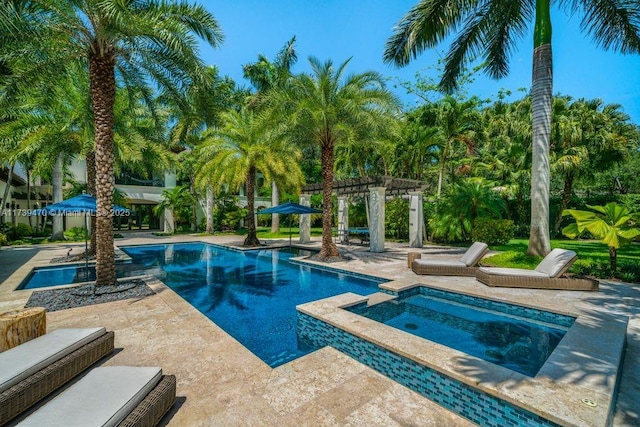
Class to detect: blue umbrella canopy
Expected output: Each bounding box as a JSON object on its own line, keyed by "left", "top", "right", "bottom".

{"left": 258, "top": 201, "right": 322, "bottom": 245}
{"left": 35, "top": 194, "right": 129, "bottom": 215}
{"left": 258, "top": 201, "right": 322, "bottom": 215}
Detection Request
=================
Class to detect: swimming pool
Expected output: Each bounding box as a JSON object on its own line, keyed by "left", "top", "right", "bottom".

{"left": 121, "top": 243, "right": 385, "bottom": 367}
{"left": 346, "top": 287, "right": 573, "bottom": 376}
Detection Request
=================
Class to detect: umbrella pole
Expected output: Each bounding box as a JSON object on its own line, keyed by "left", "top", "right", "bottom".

{"left": 289, "top": 215, "right": 292, "bottom": 247}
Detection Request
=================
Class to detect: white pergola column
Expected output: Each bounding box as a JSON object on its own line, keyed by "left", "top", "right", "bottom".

{"left": 369, "top": 187, "right": 386, "bottom": 252}
{"left": 409, "top": 191, "right": 424, "bottom": 248}
{"left": 337, "top": 196, "right": 349, "bottom": 243}
{"left": 299, "top": 194, "right": 312, "bottom": 243}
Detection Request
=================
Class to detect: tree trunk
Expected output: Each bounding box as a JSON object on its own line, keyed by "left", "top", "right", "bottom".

{"left": 0, "top": 165, "right": 14, "bottom": 222}
{"left": 206, "top": 186, "right": 214, "bottom": 234}
{"left": 190, "top": 182, "right": 197, "bottom": 232}
{"left": 270, "top": 181, "right": 279, "bottom": 233}
{"left": 609, "top": 246, "right": 617, "bottom": 272}
{"left": 243, "top": 165, "right": 260, "bottom": 246}
{"left": 26, "top": 170, "right": 32, "bottom": 228}
{"left": 319, "top": 140, "right": 339, "bottom": 258}
{"left": 50, "top": 154, "right": 64, "bottom": 241}
{"left": 86, "top": 149, "right": 97, "bottom": 256}
{"left": 527, "top": 4, "right": 553, "bottom": 257}
{"left": 436, "top": 140, "right": 449, "bottom": 199}
{"left": 554, "top": 171, "right": 574, "bottom": 235}
{"left": 89, "top": 53, "right": 116, "bottom": 287}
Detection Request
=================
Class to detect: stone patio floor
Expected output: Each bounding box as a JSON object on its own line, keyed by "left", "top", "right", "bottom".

{"left": 0, "top": 233, "right": 638, "bottom": 426}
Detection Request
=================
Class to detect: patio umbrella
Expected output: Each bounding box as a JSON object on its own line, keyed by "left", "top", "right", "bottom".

{"left": 257, "top": 201, "right": 322, "bottom": 246}
{"left": 34, "top": 194, "right": 130, "bottom": 279}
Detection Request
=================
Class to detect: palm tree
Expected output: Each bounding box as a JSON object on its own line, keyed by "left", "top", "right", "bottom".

{"left": 551, "top": 98, "right": 633, "bottom": 234}
{"left": 153, "top": 186, "right": 196, "bottom": 233}
{"left": 563, "top": 203, "right": 640, "bottom": 271}
{"left": 195, "top": 109, "right": 304, "bottom": 247}
{"left": 243, "top": 36, "right": 298, "bottom": 233}
{"left": 384, "top": 0, "right": 640, "bottom": 256}
{"left": 274, "top": 57, "right": 400, "bottom": 258}
{"left": 2, "top": 1, "right": 223, "bottom": 286}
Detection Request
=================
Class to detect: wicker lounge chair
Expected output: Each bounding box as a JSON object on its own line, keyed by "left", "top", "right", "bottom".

{"left": 411, "top": 242, "right": 489, "bottom": 276}
{"left": 0, "top": 327, "right": 114, "bottom": 425}
{"left": 476, "top": 248, "right": 599, "bottom": 291}
{"left": 16, "top": 366, "right": 176, "bottom": 427}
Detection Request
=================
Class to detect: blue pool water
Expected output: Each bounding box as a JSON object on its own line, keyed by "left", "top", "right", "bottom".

{"left": 347, "top": 287, "right": 573, "bottom": 376}
{"left": 121, "top": 243, "right": 385, "bottom": 367}
{"left": 18, "top": 263, "right": 153, "bottom": 289}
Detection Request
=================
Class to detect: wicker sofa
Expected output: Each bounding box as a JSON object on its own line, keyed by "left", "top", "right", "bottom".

{"left": 475, "top": 248, "right": 599, "bottom": 291}
{"left": 0, "top": 327, "right": 114, "bottom": 425}
{"left": 411, "top": 242, "right": 489, "bottom": 276}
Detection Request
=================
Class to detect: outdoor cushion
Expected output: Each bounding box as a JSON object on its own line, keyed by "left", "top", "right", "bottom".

{"left": 534, "top": 248, "right": 577, "bottom": 277}
{"left": 17, "top": 366, "right": 163, "bottom": 427}
{"left": 459, "top": 242, "right": 489, "bottom": 266}
{"left": 478, "top": 267, "right": 550, "bottom": 278}
{"left": 413, "top": 259, "right": 467, "bottom": 268}
{"left": 0, "top": 327, "right": 106, "bottom": 393}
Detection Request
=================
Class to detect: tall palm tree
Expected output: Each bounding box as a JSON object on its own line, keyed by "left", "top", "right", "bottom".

{"left": 243, "top": 36, "right": 298, "bottom": 233}
{"left": 273, "top": 58, "right": 400, "bottom": 258}
{"left": 1, "top": 1, "right": 223, "bottom": 286}
{"left": 195, "top": 109, "right": 304, "bottom": 247}
{"left": 384, "top": 0, "right": 640, "bottom": 256}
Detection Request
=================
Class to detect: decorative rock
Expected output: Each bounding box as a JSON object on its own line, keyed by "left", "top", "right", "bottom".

{"left": 408, "top": 252, "right": 421, "bottom": 269}
{"left": 0, "top": 307, "right": 46, "bottom": 352}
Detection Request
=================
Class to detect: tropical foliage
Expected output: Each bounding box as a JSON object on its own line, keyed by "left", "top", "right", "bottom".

{"left": 562, "top": 203, "right": 640, "bottom": 271}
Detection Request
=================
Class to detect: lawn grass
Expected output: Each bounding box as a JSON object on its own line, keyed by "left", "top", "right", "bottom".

{"left": 482, "top": 238, "right": 640, "bottom": 271}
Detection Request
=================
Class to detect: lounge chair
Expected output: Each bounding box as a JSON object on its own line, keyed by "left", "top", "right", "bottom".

{"left": 0, "top": 327, "right": 114, "bottom": 425}
{"left": 411, "top": 242, "right": 489, "bottom": 276}
{"left": 16, "top": 366, "right": 176, "bottom": 427}
{"left": 476, "top": 248, "right": 599, "bottom": 291}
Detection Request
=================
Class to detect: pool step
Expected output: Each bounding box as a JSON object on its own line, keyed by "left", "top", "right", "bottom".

{"left": 365, "top": 292, "right": 396, "bottom": 307}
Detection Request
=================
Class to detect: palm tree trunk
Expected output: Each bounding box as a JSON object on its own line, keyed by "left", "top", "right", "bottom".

{"left": 206, "top": 186, "right": 214, "bottom": 234}
{"left": 51, "top": 154, "right": 64, "bottom": 241}
{"left": 1, "top": 164, "right": 14, "bottom": 228}
{"left": 26, "top": 170, "right": 32, "bottom": 228}
{"left": 436, "top": 140, "right": 449, "bottom": 198}
{"left": 554, "top": 171, "right": 574, "bottom": 235}
{"left": 609, "top": 246, "right": 617, "bottom": 272}
{"left": 89, "top": 53, "right": 116, "bottom": 287}
{"left": 86, "top": 149, "right": 97, "bottom": 256}
{"left": 319, "top": 140, "right": 339, "bottom": 258}
{"left": 527, "top": 0, "right": 553, "bottom": 256}
{"left": 270, "top": 181, "right": 279, "bottom": 233}
{"left": 244, "top": 165, "right": 260, "bottom": 246}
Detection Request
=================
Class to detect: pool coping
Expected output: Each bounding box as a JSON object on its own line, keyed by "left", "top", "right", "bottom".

{"left": 297, "top": 285, "right": 628, "bottom": 427}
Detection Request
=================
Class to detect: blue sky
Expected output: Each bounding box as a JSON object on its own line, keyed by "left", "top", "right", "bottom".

{"left": 199, "top": 0, "right": 640, "bottom": 123}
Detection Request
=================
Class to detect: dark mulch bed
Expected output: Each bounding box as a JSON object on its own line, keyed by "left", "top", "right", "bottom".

{"left": 25, "top": 279, "right": 155, "bottom": 312}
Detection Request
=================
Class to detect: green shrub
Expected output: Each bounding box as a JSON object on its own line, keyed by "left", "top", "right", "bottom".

{"left": 0, "top": 232, "right": 7, "bottom": 246}
{"left": 385, "top": 198, "right": 409, "bottom": 240}
{"left": 9, "top": 223, "right": 34, "bottom": 239}
{"left": 64, "top": 227, "right": 87, "bottom": 240}
{"left": 472, "top": 218, "right": 515, "bottom": 246}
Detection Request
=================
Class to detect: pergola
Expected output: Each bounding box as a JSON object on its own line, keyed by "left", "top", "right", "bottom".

{"left": 298, "top": 175, "right": 429, "bottom": 252}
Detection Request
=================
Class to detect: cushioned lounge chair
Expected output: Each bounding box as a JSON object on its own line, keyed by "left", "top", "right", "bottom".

{"left": 0, "top": 327, "right": 114, "bottom": 425}
{"left": 411, "top": 242, "right": 489, "bottom": 276}
{"left": 476, "top": 248, "right": 599, "bottom": 291}
{"left": 16, "top": 366, "right": 176, "bottom": 427}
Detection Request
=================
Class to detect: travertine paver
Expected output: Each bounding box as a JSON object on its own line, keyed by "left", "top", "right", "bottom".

{"left": 0, "top": 233, "right": 638, "bottom": 426}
